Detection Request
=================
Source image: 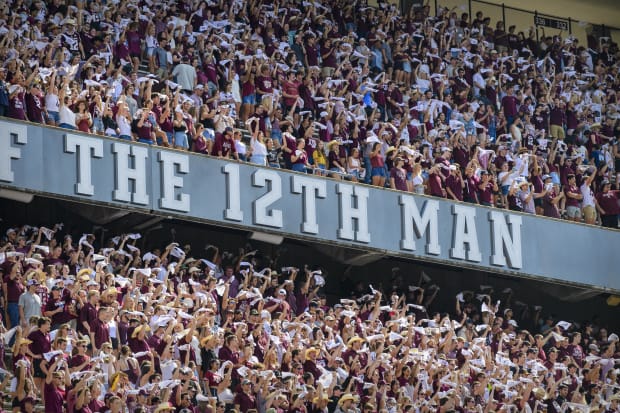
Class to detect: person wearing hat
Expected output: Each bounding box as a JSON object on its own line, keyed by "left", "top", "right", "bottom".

{"left": 516, "top": 177, "right": 546, "bottom": 214}
{"left": 233, "top": 379, "right": 257, "bottom": 412}
{"left": 390, "top": 156, "right": 408, "bottom": 192}
{"left": 18, "top": 279, "right": 42, "bottom": 327}
{"left": 335, "top": 393, "right": 357, "bottom": 413}
{"left": 154, "top": 402, "right": 176, "bottom": 413}
{"left": 128, "top": 320, "right": 151, "bottom": 363}
{"left": 215, "top": 126, "right": 239, "bottom": 160}
{"left": 12, "top": 336, "right": 33, "bottom": 368}
{"left": 540, "top": 174, "right": 564, "bottom": 219}
{"left": 43, "top": 284, "right": 73, "bottom": 330}
{"left": 342, "top": 336, "right": 367, "bottom": 368}
{"left": 61, "top": 18, "right": 84, "bottom": 59}
{"left": 595, "top": 180, "right": 620, "bottom": 228}
{"left": 303, "top": 347, "right": 321, "bottom": 381}
{"left": 264, "top": 288, "right": 291, "bottom": 319}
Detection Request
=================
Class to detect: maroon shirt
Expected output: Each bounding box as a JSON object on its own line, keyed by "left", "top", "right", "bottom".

{"left": 446, "top": 174, "right": 464, "bottom": 201}
{"left": 78, "top": 302, "right": 97, "bottom": 336}
{"left": 90, "top": 317, "right": 110, "bottom": 349}
{"left": 542, "top": 190, "right": 561, "bottom": 218}
{"left": 214, "top": 135, "right": 237, "bottom": 158}
{"left": 4, "top": 274, "right": 24, "bottom": 302}
{"left": 25, "top": 92, "right": 45, "bottom": 123}
{"left": 255, "top": 76, "right": 273, "bottom": 95}
{"left": 596, "top": 190, "right": 620, "bottom": 215}
{"left": 233, "top": 391, "right": 256, "bottom": 412}
{"left": 428, "top": 172, "right": 444, "bottom": 197}
{"left": 69, "top": 354, "right": 90, "bottom": 371}
{"left": 218, "top": 345, "right": 239, "bottom": 364}
{"left": 564, "top": 184, "right": 581, "bottom": 207}
{"left": 28, "top": 329, "right": 51, "bottom": 355}
{"left": 8, "top": 92, "right": 26, "bottom": 120}
{"left": 45, "top": 297, "right": 74, "bottom": 325}
{"left": 478, "top": 181, "right": 494, "bottom": 205}
{"left": 390, "top": 167, "right": 408, "bottom": 191}
{"left": 44, "top": 382, "right": 65, "bottom": 413}
{"left": 501, "top": 95, "right": 518, "bottom": 117}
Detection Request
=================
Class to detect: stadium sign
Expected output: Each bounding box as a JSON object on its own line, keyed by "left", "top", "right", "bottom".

{"left": 1, "top": 120, "right": 619, "bottom": 291}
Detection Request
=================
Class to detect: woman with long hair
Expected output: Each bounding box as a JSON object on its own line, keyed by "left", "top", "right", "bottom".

{"left": 370, "top": 142, "right": 386, "bottom": 187}
{"left": 290, "top": 138, "right": 312, "bottom": 173}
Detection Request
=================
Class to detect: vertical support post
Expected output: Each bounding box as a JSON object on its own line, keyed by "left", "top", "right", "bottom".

{"left": 502, "top": 3, "right": 506, "bottom": 27}
{"left": 568, "top": 17, "right": 572, "bottom": 35}
{"left": 468, "top": 0, "right": 472, "bottom": 25}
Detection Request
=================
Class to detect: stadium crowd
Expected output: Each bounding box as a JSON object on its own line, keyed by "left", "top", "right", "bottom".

{"left": 1, "top": 0, "right": 620, "bottom": 225}
{"left": 0, "top": 222, "right": 618, "bottom": 413}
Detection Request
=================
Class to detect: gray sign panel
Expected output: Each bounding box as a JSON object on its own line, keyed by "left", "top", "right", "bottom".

{"left": 1, "top": 120, "right": 619, "bottom": 291}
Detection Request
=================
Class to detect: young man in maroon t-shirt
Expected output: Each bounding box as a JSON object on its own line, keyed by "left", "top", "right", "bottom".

{"left": 596, "top": 180, "right": 620, "bottom": 228}
{"left": 477, "top": 171, "right": 498, "bottom": 206}
{"left": 564, "top": 174, "right": 583, "bottom": 222}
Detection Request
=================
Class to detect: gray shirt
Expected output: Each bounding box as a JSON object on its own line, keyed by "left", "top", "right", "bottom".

{"left": 18, "top": 291, "right": 42, "bottom": 321}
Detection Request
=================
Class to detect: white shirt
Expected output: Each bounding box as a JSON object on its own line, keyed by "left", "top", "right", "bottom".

{"left": 473, "top": 72, "right": 485, "bottom": 96}
{"left": 45, "top": 93, "right": 60, "bottom": 112}
{"left": 580, "top": 182, "right": 596, "bottom": 207}
{"left": 117, "top": 114, "right": 132, "bottom": 136}
{"left": 235, "top": 140, "right": 246, "bottom": 155}
{"left": 59, "top": 104, "right": 76, "bottom": 126}
{"left": 251, "top": 139, "right": 267, "bottom": 157}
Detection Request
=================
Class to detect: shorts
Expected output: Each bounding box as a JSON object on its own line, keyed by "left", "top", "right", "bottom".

{"left": 583, "top": 205, "right": 596, "bottom": 221}
{"left": 93, "top": 118, "right": 104, "bottom": 133}
{"left": 371, "top": 167, "right": 387, "bottom": 178}
{"left": 534, "top": 198, "right": 543, "bottom": 207}
{"left": 59, "top": 123, "right": 76, "bottom": 130}
{"left": 146, "top": 47, "right": 155, "bottom": 57}
{"left": 349, "top": 170, "right": 361, "bottom": 180}
{"left": 501, "top": 185, "right": 510, "bottom": 196}
{"left": 242, "top": 94, "right": 256, "bottom": 105}
{"left": 47, "top": 111, "right": 60, "bottom": 124}
{"left": 33, "top": 359, "right": 45, "bottom": 378}
{"left": 566, "top": 205, "right": 581, "bottom": 218}
{"left": 174, "top": 131, "right": 189, "bottom": 149}
{"left": 550, "top": 125, "right": 565, "bottom": 139}
{"left": 271, "top": 130, "right": 282, "bottom": 145}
